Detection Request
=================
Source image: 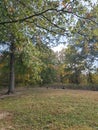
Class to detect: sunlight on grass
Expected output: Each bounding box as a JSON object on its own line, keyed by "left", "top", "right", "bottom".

{"left": 0, "top": 88, "right": 98, "bottom": 130}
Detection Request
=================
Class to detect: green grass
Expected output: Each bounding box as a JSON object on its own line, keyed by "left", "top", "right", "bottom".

{"left": 0, "top": 88, "right": 98, "bottom": 130}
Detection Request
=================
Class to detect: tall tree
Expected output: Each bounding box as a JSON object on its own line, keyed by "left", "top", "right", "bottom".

{"left": 58, "top": 45, "right": 85, "bottom": 84}
{"left": 70, "top": 4, "right": 98, "bottom": 83}
{"left": 35, "top": 41, "right": 57, "bottom": 85}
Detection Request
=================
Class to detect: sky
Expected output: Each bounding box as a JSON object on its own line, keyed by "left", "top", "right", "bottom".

{"left": 52, "top": 44, "right": 66, "bottom": 52}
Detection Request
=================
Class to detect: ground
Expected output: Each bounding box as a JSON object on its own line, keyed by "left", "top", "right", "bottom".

{"left": 0, "top": 87, "right": 98, "bottom": 130}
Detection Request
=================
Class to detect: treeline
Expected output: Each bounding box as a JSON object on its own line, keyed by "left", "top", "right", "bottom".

{"left": 0, "top": 42, "right": 98, "bottom": 90}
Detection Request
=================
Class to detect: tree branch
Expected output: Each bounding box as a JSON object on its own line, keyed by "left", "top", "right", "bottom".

{"left": 42, "top": 15, "right": 66, "bottom": 32}
{"left": 0, "top": 5, "right": 98, "bottom": 26}
{"left": 62, "top": 10, "right": 98, "bottom": 25}
{"left": 0, "top": 8, "right": 58, "bottom": 25}
{"left": 32, "top": 21, "right": 68, "bottom": 36}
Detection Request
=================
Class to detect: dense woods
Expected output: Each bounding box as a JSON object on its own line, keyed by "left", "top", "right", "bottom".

{"left": 0, "top": 0, "right": 98, "bottom": 93}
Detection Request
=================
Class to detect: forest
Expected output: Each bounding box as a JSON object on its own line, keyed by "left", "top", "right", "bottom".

{"left": 0, "top": 1, "right": 98, "bottom": 130}
{"left": 0, "top": 0, "right": 98, "bottom": 93}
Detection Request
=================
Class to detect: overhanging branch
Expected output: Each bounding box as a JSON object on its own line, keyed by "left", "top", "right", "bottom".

{"left": 0, "top": 8, "right": 58, "bottom": 25}
{"left": 0, "top": 6, "right": 98, "bottom": 25}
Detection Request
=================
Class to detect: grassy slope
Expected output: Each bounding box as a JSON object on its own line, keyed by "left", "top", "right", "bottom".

{"left": 0, "top": 88, "right": 98, "bottom": 130}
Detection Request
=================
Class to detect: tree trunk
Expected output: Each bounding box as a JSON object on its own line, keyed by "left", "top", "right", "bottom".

{"left": 87, "top": 72, "right": 93, "bottom": 84}
{"left": 7, "top": 42, "right": 15, "bottom": 94}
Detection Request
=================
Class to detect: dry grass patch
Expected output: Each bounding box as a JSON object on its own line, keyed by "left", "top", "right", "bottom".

{"left": 0, "top": 88, "right": 98, "bottom": 130}
{"left": 66, "top": 125, "right": 94, "bottom": 130}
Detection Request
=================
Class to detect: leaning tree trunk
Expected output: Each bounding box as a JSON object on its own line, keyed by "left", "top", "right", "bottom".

{"left": 7, "top": 42, "right": 15, "bottom": 94}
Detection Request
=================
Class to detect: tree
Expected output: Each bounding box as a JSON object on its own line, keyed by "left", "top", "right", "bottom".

{"left": 58, "top": 45, "right": 85, "bottom": 84}
{"left": 35, "top": 42, "right": 57, "bottom": 85}
{"left": 15, "top": 42, "right": 43, "bottom": 86}
{"left": 70, "top": 4, "right": 98, "bottom": 84}
{"left": 0, "top": 0, "right": 98, "bottom": 93}
{"left": 0, "top": 24, "right": 21, "bottom": 93}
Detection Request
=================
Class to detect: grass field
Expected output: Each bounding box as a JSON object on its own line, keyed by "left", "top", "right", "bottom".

{"left": 0, "top": 88, "right": 98, "bottom": 130}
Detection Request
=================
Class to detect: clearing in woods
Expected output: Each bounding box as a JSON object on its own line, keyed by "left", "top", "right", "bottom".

{"left": 0, "top": 88, "right": 98, "bottom": 130}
